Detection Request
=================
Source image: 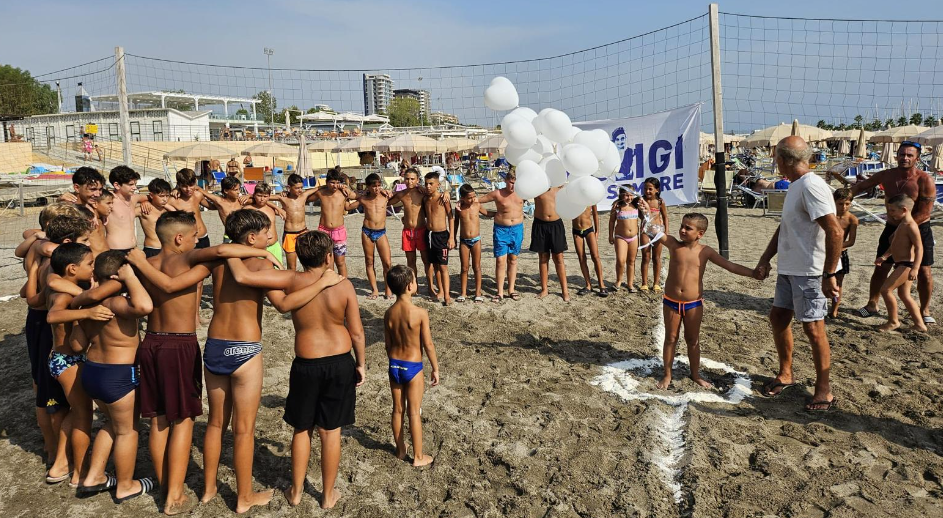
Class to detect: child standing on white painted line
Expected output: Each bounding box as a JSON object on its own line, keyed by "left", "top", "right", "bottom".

{"left": 640, "top": 210, "right": 759, "bottom": 389}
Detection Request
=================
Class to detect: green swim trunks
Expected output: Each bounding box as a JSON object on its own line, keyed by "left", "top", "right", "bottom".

{"left": 267, "top": 241, "right": 284, "bottom": 269}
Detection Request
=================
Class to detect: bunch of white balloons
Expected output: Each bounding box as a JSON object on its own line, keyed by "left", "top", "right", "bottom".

{"left": 483, "top": 76, "right": 620, "bottom": 219}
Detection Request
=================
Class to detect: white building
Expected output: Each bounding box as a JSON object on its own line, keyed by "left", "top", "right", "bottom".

{"left": 18, "top": 108, "right": 212, "bottom": 146}
{"left": 394, "top": 89, "right": 431, "bottom": 119}
{"left": 91, "top": 91, "right": 263, "bottom": 138}
{"left": 363, "top": 73, "right": 393, "bottom": 116}
{"left": 430, "top": 111, "right": 459, "bottom": 125}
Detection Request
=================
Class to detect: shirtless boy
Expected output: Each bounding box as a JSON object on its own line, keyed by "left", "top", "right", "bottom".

{"left": 270, "top": 173, "right": 319, "bottom": 271}
{"left": 642, "top": 211, "right": 758, "bottom": 389}
{"left": 192, "top": 209, "right": 340, "bottom": 513}
{"left": 137, "top": 178, "right": 173, "bottom": 258}
{"left": 310, "top": 169, "right": 356, "bottom": 277}
{"left": 477, "top": 171, "right": 524, "bottom": 301}
{"left": 829, "top": 188, "right": 858, "bottom": 318}
{"left": 280, "top": 231, "right": 365, "bottom": 509}
{"left": 875, "top": 195, "right": 927, "bottom": 332}
{"left": 105, "top": 166, "right": 148, "bottom": 250}
{"left": 199, "top": 177, "right": 245, "bottom": 240}
{"left": 384, "top": 265, "right": 440, "bottom": 466}
{"left": 389, "top": 167, "right": 438, "bottom": 297}
{"left": 167, "top": 168, "right": 212, "bottom": 323}
{"left": 245, "top": 182, "right": 287, "bottom": 265}
{"left": 530, "top": 186, "right": 570, "bottom": 301}
{"left": 61, "top": 167, "right": 107, "bottom": 255}
{"left": 124, "top": 210, "right": 279, "bottom": 515}
{"left": 423, "top": 172, "right": 455, "bottom": 305}
{"left": 454, "top": 184, "right": 491, "bottom": 303}
{"left": 349, "top": 173, "right": 394, "bottom": 299}
{"left": 72, "top": 252, "right": 156, "bottom": 502}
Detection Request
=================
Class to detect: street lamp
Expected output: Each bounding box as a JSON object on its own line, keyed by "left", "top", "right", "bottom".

{"left": 264, "top": 47, "right": 274, "bottom": 139}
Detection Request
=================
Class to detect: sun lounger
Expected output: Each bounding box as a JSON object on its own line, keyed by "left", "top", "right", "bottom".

{"left": 763, "top": 189, "right": 788, "bottom": 216}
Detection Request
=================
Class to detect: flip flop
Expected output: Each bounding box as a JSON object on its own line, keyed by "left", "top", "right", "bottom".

{"left": 455, "top": 296, "right": 466, "bottom": 303}
{"left": 761, "top": 380, "right": 797, "bottom": 397}
{"left": 652, "top": 285, "right": 662, "bottom": 293}
{"left": 805, "top": 398, "right": 837, "bottom": 412}
{"left": 366, "top": 294, "right": 378, "bottom": 300}
{"left": 113, "top": 477, "right": 156, "bottom": 504}
{"left": 923, "top": 315, "right": 936, "bottom": 325}
{"left": 856, "top": 307, "right": 875, "bottom": 318}
{"left": 627, "top": 285, "right": 638, "bottom": 293}
{"left": 597, "top": 289, "right": 609, "bottom": 298}
{"left": 508, "top": 292, "right": 522, "bottom": 301}
{"left": 76, "top": 475, "right": 117, "bottom": 497}
{"left": 45, "top": 470, "right": 72, "bottom": 485}
{"left": 577, "top": 287, "right": 592, "bottom": 296}
{"left": 491, "top": 295, "right": 503, "bottom": 303}
{"left": 473, "top": 296, "right": 484, "bottom": 303}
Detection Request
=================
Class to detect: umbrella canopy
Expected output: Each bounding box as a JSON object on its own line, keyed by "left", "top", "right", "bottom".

{"left": 913, "top": 125, "right": 943, "bottom": 147}
{"left": 791, "top": 119, "right": 800, "bottom": 136}
{"left": 338, "top": 136, "right": 382, "bottom": 152}
{"left": 839, "top": 140, "right": 851, "bottom": 155}
{"left": 698, "top": 132, "right": 743, "bottom": 145}
{"left": 241, "top": 142, "right": 297, "bottom": 157}
{"left": 855, "top": 128, "right": 868, "bottom": 158}
{"left": 474, "top": 135, "right": 507, "bottom": 153}
{"left": 163, "top": 143, "right": 233, "bottom": 161}
{"left": 375, "top": 134, "right": 439, "bottom": 153}
{"left": 437, "top": 137, "right": 478, "bottom": 153}
{"left": 827, "top": 129, "right": 875, "bottom": 141}
{"left": 296, "top": 133, "right": 311, "bottom": 176}
{"left": 870, "top": 125, "right": 926, "bottom": 143}
{"left": 741, "top": 123, "right": 832, "bottom": 148}
{"left": 306, "top": 140, "right": 339, "bottom": 152}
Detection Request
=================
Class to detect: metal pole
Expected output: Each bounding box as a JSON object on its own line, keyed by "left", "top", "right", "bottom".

{"left": 115, "top": 46, "right": 133, "bottom": 166}
{"left": 18, "top": 180, "right": 24, "bottom": 216}
{"left": 708, "top": 3, "right": 729, "bottom": 258}
{"left": 264, "top": 48, "right": 274, "bottom": 140}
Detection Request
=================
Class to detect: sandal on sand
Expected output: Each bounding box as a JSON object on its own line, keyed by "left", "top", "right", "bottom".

{"left": 473, "top": 296, "right": 484, "bottom": 303}
{"left": 924, "top": 315, "right": 936, "bottom": 325}
{"left": 805, "top": 398, "right": 837, "bottom": 412}
{"left": 577, "top": 287, "right": 592, "bottom": 296}
{"left": 114, "top": 478, "right": 156, "bottom": 504}
{"left": 455, "top": 296, "right": 466, "bottom": 303}
{"left": 45, "top": 470, "right": 72, "bottom": 485}
{"left": 627, "top": 285, "right": 638, "bottom": 293}
{"left": 652, "top": 285, "right": 662, "bottom": 293}
{"left": 366, "top": 294, "right": 378, "bottom": 300}
{"left": 596, "top": 289, "right": 609, "bottom": 298}
{"left": 491, "top": 295, "right": 503, "bottom": 303}
{"left": 639, "top": 285, "right": 649, "bottom": 291}
{"left": 508, "top": 292, "right": 522, "bottom": 301}
{"left": 761, "top": 380, "right": 797, "bottom": 397}
{"left": 856, "top": 307, "right": 875, "bottom": 318}
{"left": 76, "top": 475, "right": 117, "bottom": 497}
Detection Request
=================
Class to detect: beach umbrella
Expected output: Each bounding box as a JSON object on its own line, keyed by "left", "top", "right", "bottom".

{"left": 438, "top": 137, "right": 478, "bottom": 152}
{"left": 741, "top": 123, "right": 832, "bottom": 148}
{"left": 791, "top": 119, "right": 800, "bottom": 136}
{"left": 163, "top": 143, "right": 233, "bottom": 161}
{"left": 839, "top": 140, "right": 850, "bottom": 155}
{"left": 474, "top": 135, "right": 507, "bottom": 153}
{"left": 338, "top": 136, "right": 382, "bottom": 152}
{"left": 375, "top": 134, "right": 439, "bottom": 153}
{"left": 931, "top": 145, "right": 943, "bottom": 172}
{"left": 855, "top": 128, "right": 868, "bottom": 158}
{"left": 296, "top": 133, "right": 311, "bottom": 176}
{"left": 913, "top": 125, "right": 943, "bottom": 147}
{"left": 241, "top": 142, "right": 296, "bottom": 157}
{"left": 870, "top": 125, "right": 925, "bottom": 143}
{"left": 827, "top": 129, "right": 874, "bottom": 141}
{"left": 307, "top": 140, "right": 339, "bottom": 151}
{"left": 880, "top": 142, "right": 898, "bottom": 164}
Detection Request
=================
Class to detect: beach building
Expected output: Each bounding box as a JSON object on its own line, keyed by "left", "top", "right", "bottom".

{"left": 363, "top": 73, "right": 393, "bottom": 116}
{"left": 298, "top": 111, "right": 390, "bottom": 132}
{"left": 394, "top": 89, "right": 431, "bottom": 119}
{"left": 91, "top": 91, "right": 262, "bottom": 138}
{"left": 430, "top": 111, "right": 459, "bottom": 125}
{"left": 16, "top": 108, "right": 212, "bottom": 146}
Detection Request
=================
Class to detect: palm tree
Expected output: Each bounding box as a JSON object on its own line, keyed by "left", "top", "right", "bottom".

{"left": 897, "top": 116, "right": 908, "bottom": 127}
{"left": 926, "top": 115, "right": 938, "bottom": 127}
{"left": 853, "top": 115, "right": 863, "bottom": 129}
{"left": 910, "top": 113, "right": 924, "bottom": 126}
{"left": 816, "top": 120, "right": 828, "bottom": 129}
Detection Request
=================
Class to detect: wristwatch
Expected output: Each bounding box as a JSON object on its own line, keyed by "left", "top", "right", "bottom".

{"left": 823, "top": 271, "right": 839, "bottom": 279}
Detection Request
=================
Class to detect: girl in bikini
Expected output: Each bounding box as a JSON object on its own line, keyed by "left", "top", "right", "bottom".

{"left": 639, "top": 177, "right": 669, "bottom": 291}
{"left": 608, "top": 187, "right": 640, "bottom": 292}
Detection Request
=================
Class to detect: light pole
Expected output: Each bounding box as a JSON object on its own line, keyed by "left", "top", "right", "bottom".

{"left": 264, "top": 47, "right": 274, "bottom": 139}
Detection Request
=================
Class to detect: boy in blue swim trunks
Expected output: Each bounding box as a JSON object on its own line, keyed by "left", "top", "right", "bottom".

{"left": 348, "top": 173, "right": 393, "bottom": 299}
{"left": 454, "top": 184, "right": 493, "bottom": 303}
{"left": 384, "top": 265, "right": 440, "bottom": 466}
{"left": 640, "top": 209, "right": 759, "bottom": 390}
{"left": 70, "top": 251, "right": 156, "bottom": 501}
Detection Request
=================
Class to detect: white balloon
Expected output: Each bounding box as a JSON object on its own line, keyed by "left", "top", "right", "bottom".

{"left": 505, "top": 145, "right": 543, "bottom": 166}
{"left": 514, "top": 160, "right": 550, "bottom": 200}
{"left": 531, "top": 135, "right": 554, "bottom": 156}
{"left": 532, "top": 108, "right": 554, "bottom": 135}
{"left": 560, "top": 143, "right": 598, "bottom": 177}
{"left": 490, "top": 76, "right": 513, "bottom": 87}
{"left": 574, "top": 129, "right": 611, "bottom": 160}
{"left": 504, "top": 120, "right": 537, "bottom": 149}
{"left": 565, "top": 126, "right": 582, "bottom": 143}
{"left": 510, "top": 107, "right": 538, "bottom": 123}
{"left": 600, "top": 142, "right": 621, "bottom": 175}
{"left": 567, "top": 176, "right": 606, "bottom": 206}
{"left": 484, "top": 78, "right": 519, "bottom": 111}
{"left": 542, "top": 109, "right": 573, "bottom": 143}
{"left": 539, "top": 155, "right": 567, "bottom": 187}
{"left": 556, "top": 195, "right": 586, "bottom": 220}
{"left": 501, "top": 112, "right": 524, "bottom": 131}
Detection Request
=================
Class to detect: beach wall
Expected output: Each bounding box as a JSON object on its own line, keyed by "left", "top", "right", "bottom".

{"left": 0, "top": 143, "right": 33, "bottom": 173}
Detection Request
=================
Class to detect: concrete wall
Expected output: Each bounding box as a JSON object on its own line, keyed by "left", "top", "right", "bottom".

{"left": 0, "top": 142, "right": 33, "bottom": 173}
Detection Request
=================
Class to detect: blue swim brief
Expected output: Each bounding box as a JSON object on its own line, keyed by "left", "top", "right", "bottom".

{"left": 461, "top": 235, "right": 481, "bottom": 247}
{"left": 203, "top": 338, "right": 262, "bottom": 376}
{"left": 493, "top": 222, "right": 524, "bottom": 258}
{"left": 81, "top": 361, "right": 139, "bottom": 404}
{"left": 388, "top": 358, "right": 423, "bottom": 385}
{"left": 362, "top": 226, "right": 387, "bottom": 243}
{"left": 48, "top": 351, "right": 86, "bottom": 379}
{"left": 662, "top": 296, "right": 704, "bottom": 316}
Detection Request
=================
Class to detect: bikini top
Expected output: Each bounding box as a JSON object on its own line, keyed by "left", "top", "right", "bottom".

{"left": 617, "top": 208, "right": 638, "bottom": 220}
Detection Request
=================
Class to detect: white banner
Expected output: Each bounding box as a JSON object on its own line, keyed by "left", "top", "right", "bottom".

{"left": 575, "top": 104, "right": 701, "bottom": 210}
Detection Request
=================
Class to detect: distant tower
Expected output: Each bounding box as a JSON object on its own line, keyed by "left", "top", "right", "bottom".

{"left": 363, "top": 73, "right": 393, "bottom": 116}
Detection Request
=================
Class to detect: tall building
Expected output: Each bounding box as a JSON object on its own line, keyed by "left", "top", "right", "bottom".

{"left": 363, "top": 73, "right": 393, "bottom": 116}
{"left": 393, "top": 89, "right": 431, "bottom": 119}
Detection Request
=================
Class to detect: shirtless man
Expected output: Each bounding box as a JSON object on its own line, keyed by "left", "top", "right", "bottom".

{"left": 269, "top": 173, "right": 320, "bottom": 271}
{"left": 477, "top": 170, "right": 524, "bottom": 301}
{"left": 530, "top": 186, "right": 570, "bottom": 301}
{"left": 851, "top": 142, "right": 936, "bottom": 324}
{"left": 227, "top": 157, "right": 241, "bottom": 180}
{"left": 389, "top": 167, "right": 438, "bottom": 297}
{"left": 104, "top": 166, "right": 149, "bottom": 250}
{"left": 60, "top": 167, "right": 107, "bottom": 255}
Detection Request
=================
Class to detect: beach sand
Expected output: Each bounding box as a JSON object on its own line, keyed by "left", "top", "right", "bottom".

{"left": 0, "top": 199, "right": 941, "bottom": 517}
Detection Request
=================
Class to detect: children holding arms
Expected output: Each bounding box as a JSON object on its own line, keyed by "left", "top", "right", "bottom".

{"left": 423, "top": 172, "right": 455, "bottom": 305}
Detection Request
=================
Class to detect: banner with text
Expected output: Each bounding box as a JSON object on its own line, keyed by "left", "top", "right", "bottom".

{"left": 575, "top": 103, "right": 701, "bottom": 210}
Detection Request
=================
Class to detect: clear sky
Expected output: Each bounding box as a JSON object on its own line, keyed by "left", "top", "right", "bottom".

{"left": 4, "top": 0, "right": 943, "bottom": 131}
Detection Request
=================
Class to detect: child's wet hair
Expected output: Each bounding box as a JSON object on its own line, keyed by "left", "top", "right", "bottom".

{"left": 94, "top": 249, "right": 129, "bottom": 281}
{"left": 176, "top": 168, "right": 197, "bottom": 186}
{"left": 682, "top": 213, "right": 709, "bottom": 232}
{"left": 386, "top": 265, "right": 415, "bottom": 296}
{"left": 72, "top": 167, "right": 105, "bottom": 187}
{"left": 221, "top": 176, "right": 241, "bottom": 192}
{"left": 155, "top": 210, "right": 196, "bottom": 244}
{"left": 224, "top": 209, "right": 270, "bottom": 244}
{"left": 51, "top": 242, "right": 91, "bottom": 276}
{"left": 98, "top": 189, "right": 114, "bottom": 201}
{"left": 833, "top": 188, "right": 852, "bottom": 202}
{"left": 287, "top": 173, "right": 304, "bottom": 187}
{"left": 109, "top": 165, "right": 140, "bottom": 186}
{"left": 296, "top": 230, "right": 333, "bottom": 269}
{"left": 46, "top": 216, "right": 93, "bottom": 244}
{"left": 365, "top": 173, "right": 381, "bottom": 185}
{"left": 459, "top": 184, "right": 475, "bottom": 198}
{"left": 254, "top": 182, "right": 272, "bottom": 195}
{"left": 644, "top": 177, "right": 662, "bottom": 197}
{"left": 887, "top": 193, "right": 915, "bottom": 209}
{"left": 39, "top": 202, "right": 83, "bottom": 230}
{"left": 148, "top": 178, "right": 172, "bottom": 195}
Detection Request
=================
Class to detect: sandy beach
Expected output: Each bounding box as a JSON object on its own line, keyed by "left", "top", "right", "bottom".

{"left": 0, "top": 198, "right": 941, "bottom": 517}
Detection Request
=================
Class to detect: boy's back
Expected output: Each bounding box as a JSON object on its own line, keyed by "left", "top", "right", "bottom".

{"left": 384, "top": 300, "right": 425, "bottom": 362}
{"left": 79, "top": 294, "right": 141, "bottom": 361}
{"left": 288, "top": 274, "right": 357, "bottom": 358}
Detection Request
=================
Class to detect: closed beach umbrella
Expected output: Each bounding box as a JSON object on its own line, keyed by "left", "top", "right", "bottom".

{"left": 296, "top": 133, "right": 311, "bottom": 176}
{"left": 791, "top": 119, "right": 800, "bottom": 136}
{"left": 871, "top": 125, "right": 925, "bottom": 143}
{"left": 163, "top": 143, "right": 232, "bottom": 160}
{"left": 855, "top": 128, "right": 868, "bottom": 158}
{"left": 839, "top": 140, "right": 850, "bottom": 155}
{"left": 375, "top": 134, "right": 439, "bottom": 153}
{"left": 932, "top": 145, "right": 943, "bottom": 172}
{"left": 880, "top": 142, "right": 898, "bottom": 164}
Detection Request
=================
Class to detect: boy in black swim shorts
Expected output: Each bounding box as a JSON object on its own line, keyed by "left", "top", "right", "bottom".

{"left": 422, "top": 172, "right": 454, "bottom": 305}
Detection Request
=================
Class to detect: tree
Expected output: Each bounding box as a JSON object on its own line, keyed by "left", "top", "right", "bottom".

{"left": 869, "top": 119, "right": 881, "bottom": 131}
{"left": 897, "top": 116, "right": 908, "bottom": 127}
{"left": 853, "top": 115, "right": 863, "bottom": 129}
{"left": 816, "top": 120, "right": 828, "bottom": 129}
{"left": 388, "top": 97, "right": 423, "bottom": 127}
{"left": 0, "top": 64, "right": 58, "bottom": 116}
{"left": 926, "top": 115, "right": 938, "bottom": 127}
{"left": 273, "top": 105, "right": 300, "bottom": 125}
{"left": 235, "top": 108, "right": 249, "bottom": 116}
{"left": 885, "top": 119, "right": 895, "bottom": 128}
{"left": 253, "top": 91, "right": 277, "bottom": 124}
{"left": 910, "top": 113, "right": 924, "bottom": 126}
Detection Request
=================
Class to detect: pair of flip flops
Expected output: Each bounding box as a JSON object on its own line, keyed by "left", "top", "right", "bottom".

{"left": 762, "top": 380, "right": 837, "bottom": 412}
{"left": 455, "top": 296, "right": 485, "bottom": 303}
{"left": 858, "top": 307, "right": 937, "bottom": 325}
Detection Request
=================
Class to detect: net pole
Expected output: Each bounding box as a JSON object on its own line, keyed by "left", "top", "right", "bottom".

{"left": 115, "top": 46, "right": 132, "bottom": 166}
{"left": 709, "top": 3, "right": 729, "bottom": 258}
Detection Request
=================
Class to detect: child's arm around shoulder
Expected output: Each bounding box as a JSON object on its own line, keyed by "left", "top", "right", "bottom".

{"left": 418, "top": 306, "right": 439, "bottom": 386}
{"left": 705, "top": 245, "right": 759, "bottom": 279}
{"left": 47, "top": 291, "right": 114, "bottom": 324}
{"left": 126, "top": 248, "right": 212, "bottom": 293}
{"left": 187, "top": 243, "right": 281, "bottom": 268}
{"left": 107, "top": 264, "right": 153, "bottom": 318}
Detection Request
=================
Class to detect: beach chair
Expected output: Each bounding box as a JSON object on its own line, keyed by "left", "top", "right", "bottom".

{"left": 447, "top": 174, "right": 465, "bottom": 200}
{"left": 735, "top": 184, "right": 767, "bottom": 209}
{"left": 763, "top": 189, "right": 788, "bottom": 216}
{"left": 387, "top": 183, "right": 408, "bottom": 221}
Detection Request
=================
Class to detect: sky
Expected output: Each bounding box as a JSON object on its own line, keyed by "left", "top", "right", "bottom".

{"left": 4, "top": 0, "right": 943, "bottom": 131}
